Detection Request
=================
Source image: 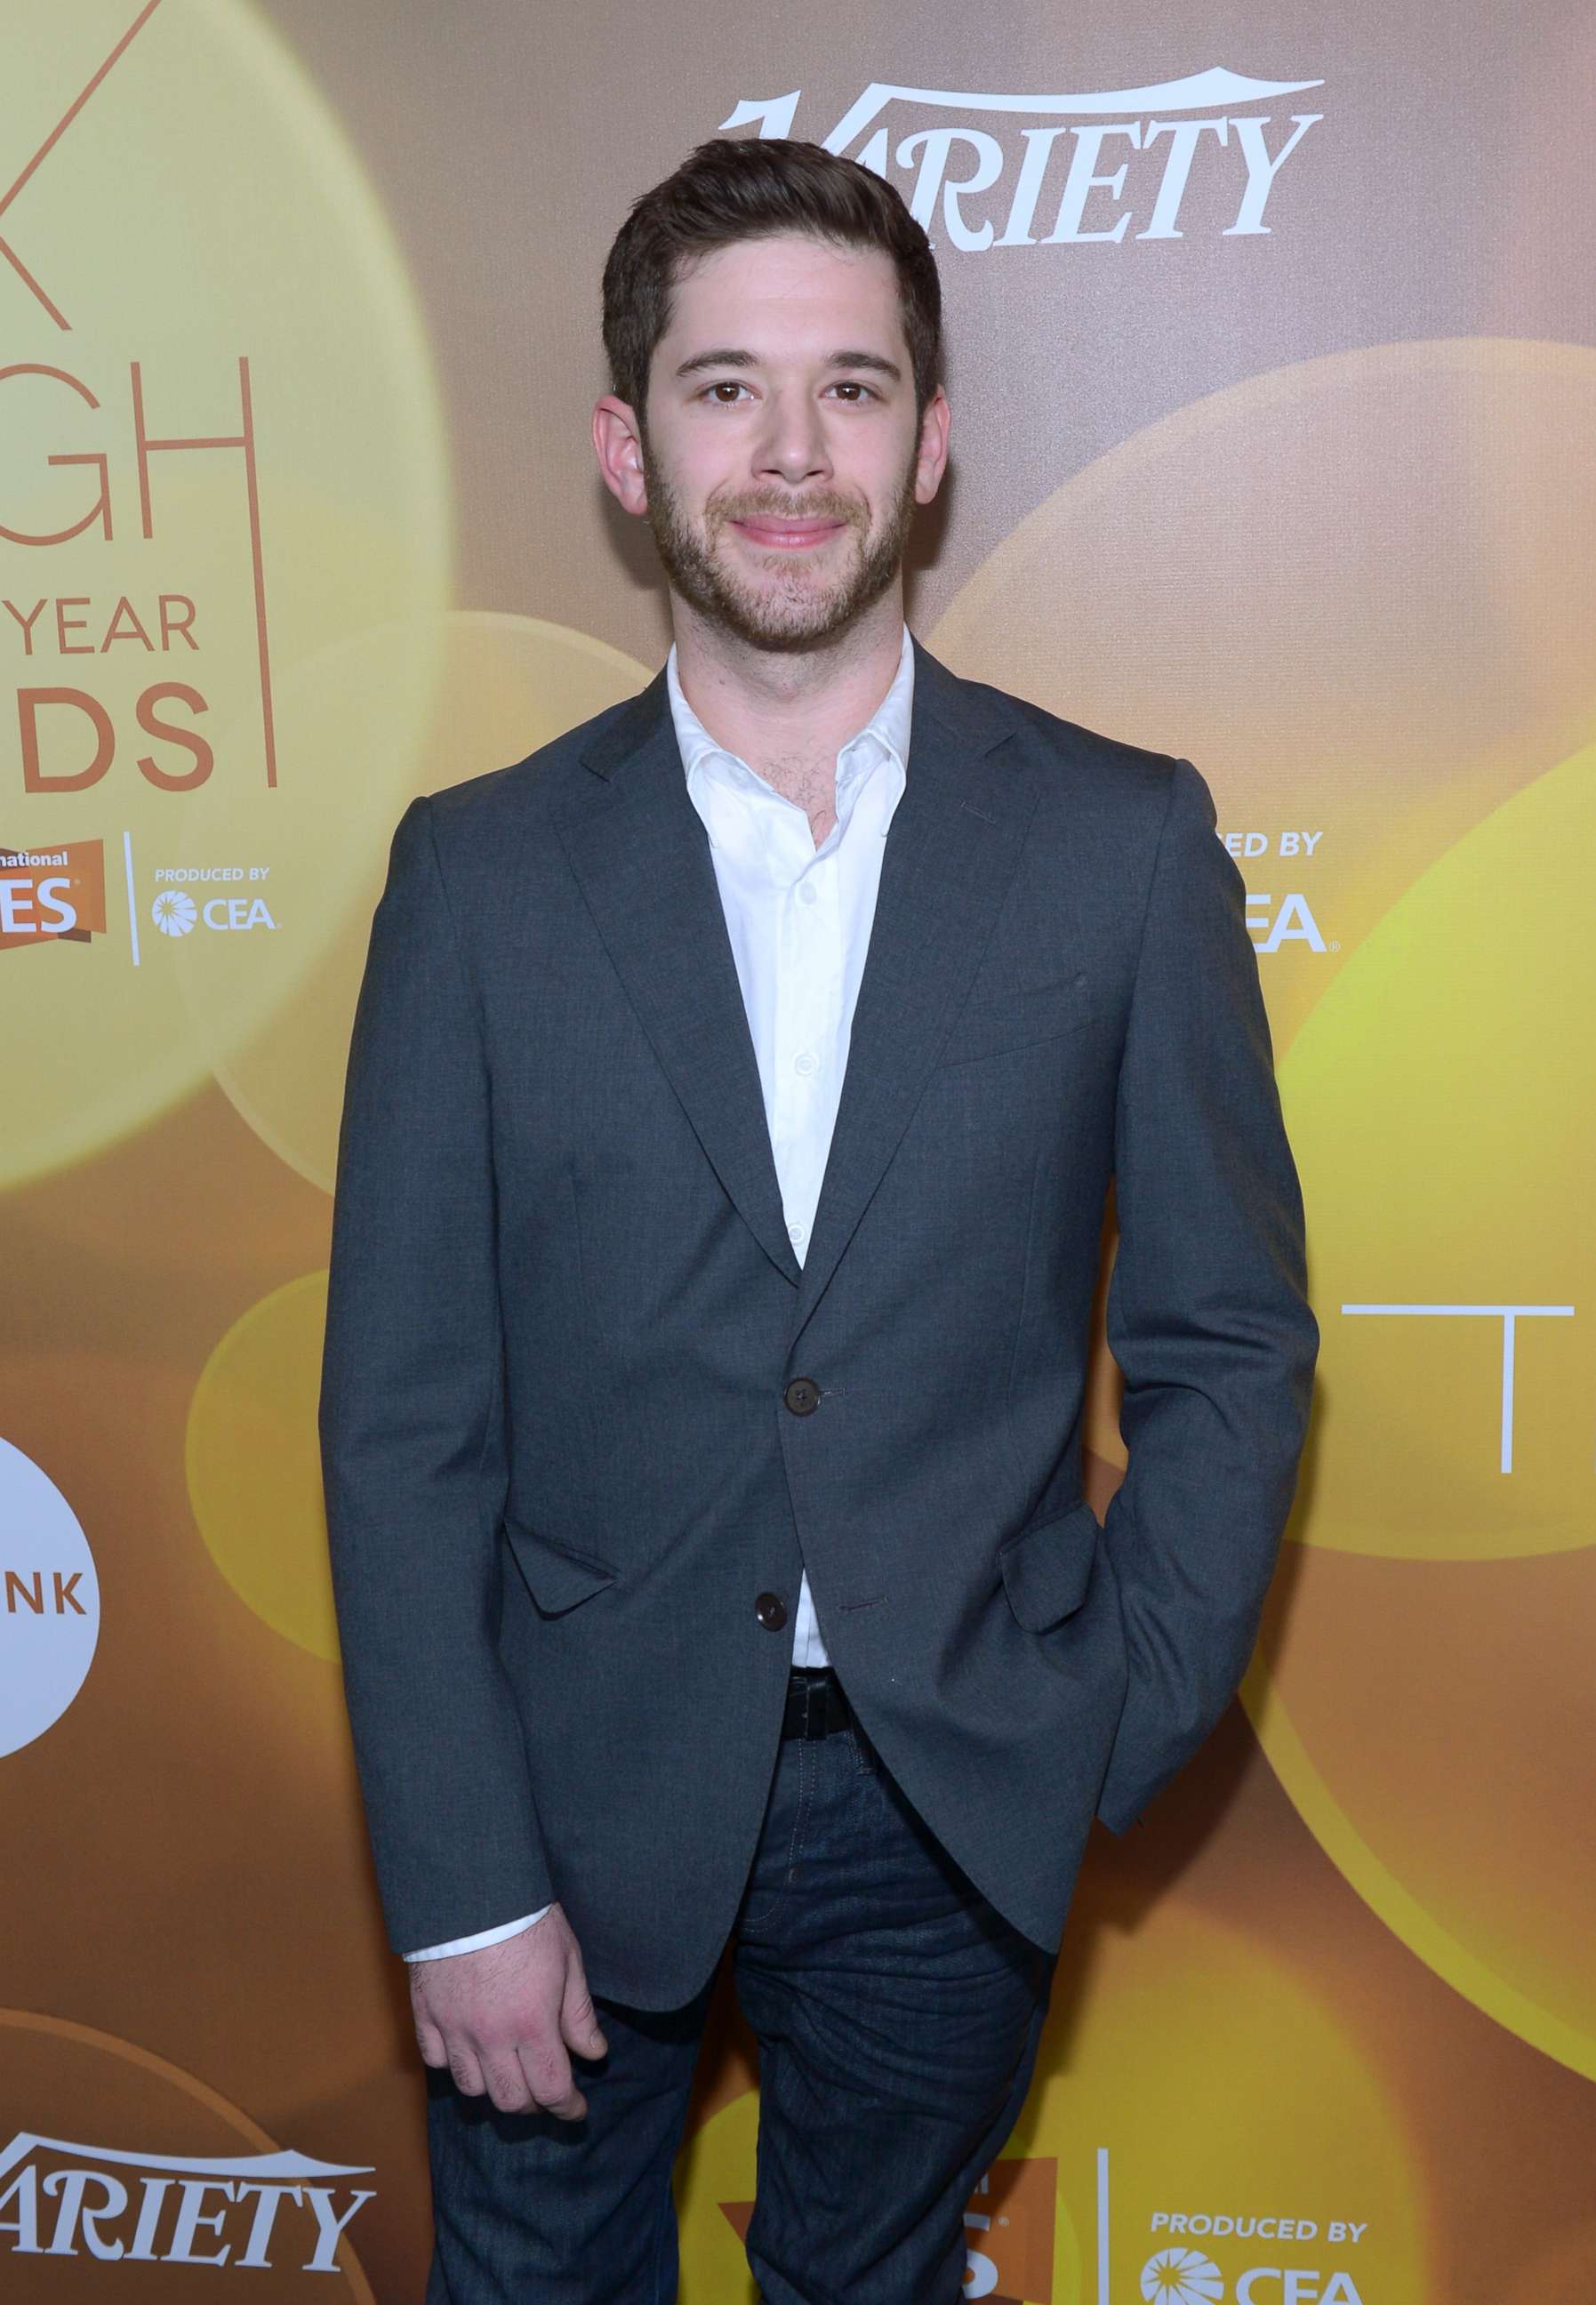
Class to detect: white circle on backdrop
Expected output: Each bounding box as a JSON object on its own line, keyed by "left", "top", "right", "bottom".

{"left": 0, "top": 1437, "right": 100, "bottom": 1755}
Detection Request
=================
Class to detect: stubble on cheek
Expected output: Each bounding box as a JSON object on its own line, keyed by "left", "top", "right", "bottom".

{"left": 638, "top": 431, "right": 922, "bottom": 652}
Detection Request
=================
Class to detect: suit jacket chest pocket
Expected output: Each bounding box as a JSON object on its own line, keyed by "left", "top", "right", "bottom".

{"left": 937, "top": 971, "right": 1092, "bottom": 1069}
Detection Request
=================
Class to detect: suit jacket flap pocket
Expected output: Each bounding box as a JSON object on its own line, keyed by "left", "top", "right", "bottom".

{"left": 502, "top": 1520, "right": 617, "bottom": 1616}
{"left": 999, "top": 1499, "right": 1101, "bottom": 1632}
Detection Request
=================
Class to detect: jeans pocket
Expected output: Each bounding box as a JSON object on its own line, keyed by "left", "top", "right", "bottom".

{"left": 847, "top": 1718, "right": 885, "bottom": 1779}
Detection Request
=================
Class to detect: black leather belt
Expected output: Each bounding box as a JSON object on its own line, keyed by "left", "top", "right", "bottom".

{"left": 781, "top": 1667, "right": 854, "bottom": 1739}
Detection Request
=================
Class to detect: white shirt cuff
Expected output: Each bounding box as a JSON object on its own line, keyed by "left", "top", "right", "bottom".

{"left": 404, "top": 1905, "right": 554, "bottom": 1961}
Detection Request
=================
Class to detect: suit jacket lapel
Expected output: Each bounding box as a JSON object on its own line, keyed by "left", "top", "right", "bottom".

{"left": 555, "top": 672, "right": 803, "bottom": 1288}
{"left": 791, "top": 641, "right": 1039, "bottom": 1340}
{"left": 553, "top": 639, "right": 1038, "bottom": 1319}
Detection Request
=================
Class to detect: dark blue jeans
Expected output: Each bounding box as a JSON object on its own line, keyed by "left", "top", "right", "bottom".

{"left": 426, "top": 1709, "right": 1055, "bottom": 2304}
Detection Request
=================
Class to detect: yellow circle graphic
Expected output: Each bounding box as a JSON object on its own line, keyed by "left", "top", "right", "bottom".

{"left": 931, "top": 338, "right": 1596, "bottom": 1063}
{"left": 1247, "top": 1541, "right": 1596, "bottom": 2083}
{"left": 1014, "top": 1899, "right": 1426, "bottom": 2303}
{"left": 0, "top": 0, "right": 449, "bottom": 1188}
{"left": 674, "top": 1900, "right": 1425, "bottom": 2302}
{"left": 1279, "top": 742, "right": 1594, "bottom": 1561}
{"left": 931, "top": 337, "right": 1596, "bottom": 1489}
{"left": 181, "top": 612, "right": 652, "bottom": 1191}
{"left": 186, "top": 1271, "right": 335, "bottom": 1660}
{"left": 1244, "top": 745, "right": 1595, "bottom": 2076}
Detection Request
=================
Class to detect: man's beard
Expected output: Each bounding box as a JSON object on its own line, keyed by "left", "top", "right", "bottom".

{"left": 638, "top": 432, "right": 920, "bottom": 655}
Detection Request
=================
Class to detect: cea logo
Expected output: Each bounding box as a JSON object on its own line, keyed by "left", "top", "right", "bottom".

{"left": 151, "top": 892, "right": 276, "bottom": 937}
{"left": 1142, "top": 2255, "right": 1366, "bottom": 2304}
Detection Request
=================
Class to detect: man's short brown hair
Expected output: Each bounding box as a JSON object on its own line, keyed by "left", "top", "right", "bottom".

{"left": 601, "top": 138, "right": 942, "bottom": 430}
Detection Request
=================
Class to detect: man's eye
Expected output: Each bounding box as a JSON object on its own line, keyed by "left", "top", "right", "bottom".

{"left": 702, "top": 381, "right": 747, "bottom": 403}
{"left": 830, "top": 381, "right": 877, "bottom": 402}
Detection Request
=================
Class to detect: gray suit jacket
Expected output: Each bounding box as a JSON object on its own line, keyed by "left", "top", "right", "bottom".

{"left": 319, "top": 638, "right": 1317, "bottom": 2009}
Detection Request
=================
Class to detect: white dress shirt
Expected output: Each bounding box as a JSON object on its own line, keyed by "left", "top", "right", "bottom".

{"left": 407, "top": 624, "right": 915, "bottom": 1961}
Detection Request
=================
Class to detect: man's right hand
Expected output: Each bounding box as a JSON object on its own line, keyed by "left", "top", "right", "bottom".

{"left": 409, "top": 1905, "right": 608, "bottom": 2119}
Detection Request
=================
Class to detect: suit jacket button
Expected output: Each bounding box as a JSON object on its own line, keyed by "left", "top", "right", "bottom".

{"left": 755, "top": 1591, "right": 789, "bottom": 1631}
{"left": 783, "top": 1376, "right": 821, "bottom": 1416}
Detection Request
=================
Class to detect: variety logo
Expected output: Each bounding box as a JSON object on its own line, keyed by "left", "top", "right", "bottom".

{"left": 1144, "top": 2249, "right": 1225, "bottom": 2303}
{"left": 720, "top": 66, "right": 1324, "bottom": 247}
{"left": 0, "top": 2134, "right": 374, "bottom": 2272}
{"left": 0, "top": 1436, "right": 99, "bottom": 1757}
{"left": 0, "top": 838, "right": 105, "bottom": 951}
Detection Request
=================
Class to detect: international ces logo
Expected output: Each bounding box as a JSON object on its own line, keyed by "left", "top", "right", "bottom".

{"left": 717, "top": 65, "right": 1324, "bottom": 249}
{"left": 0, "top": 839, "right": 105, "bottom": 950}
{"left": 0, "top": 840, "right": 277, "bottom": 954}
{"left": 0, "top": 2135, "right": 374, "bottom": 2273}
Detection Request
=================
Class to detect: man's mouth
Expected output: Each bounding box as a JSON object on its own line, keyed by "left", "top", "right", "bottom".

{"left": 730, "top": 517, "right": 847, "bottom": 550}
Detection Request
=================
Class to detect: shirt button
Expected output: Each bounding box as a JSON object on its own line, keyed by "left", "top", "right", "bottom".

{"left": 794, "top": 1051, "right": 819, "bottom": 1077}
{"left": 788, "top": 1222, "right": 806, "bottom": 1244}
{"left": 755, "top": 1591, "right": 789, "bottom": 1632}
{"left": 783, "top": 1376, "right": 822, "bottom": 1417}
{"left": 798, "top": 880, "right": 819, "bottom": 905}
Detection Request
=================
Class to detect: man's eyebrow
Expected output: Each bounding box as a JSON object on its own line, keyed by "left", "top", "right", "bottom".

{"left": 824, "top": 350, "right": 903, "bottom": 381}
{"left": 673, "top": 348, "right": 757, "bottom": 378}
{"left": 672, "top": 347, "right": 903, "bottom": 382}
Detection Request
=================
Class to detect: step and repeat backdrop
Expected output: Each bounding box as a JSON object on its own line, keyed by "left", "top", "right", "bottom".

{"left": 3, "top": 1, "right": 1592, "bottom": 2297}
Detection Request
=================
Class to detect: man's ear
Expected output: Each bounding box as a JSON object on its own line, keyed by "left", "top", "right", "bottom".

{"left": 913, "top": 385, "right": 951, "bottom": 506}
{"left": 593, "top": 395, "right": 649, "bottom": 517}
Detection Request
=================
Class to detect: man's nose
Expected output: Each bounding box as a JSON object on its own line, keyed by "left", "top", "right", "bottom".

{"left": 753, "top": 391, "right": 831, "bottom": 487}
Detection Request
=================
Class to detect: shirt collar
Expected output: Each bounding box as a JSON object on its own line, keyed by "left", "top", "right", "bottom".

{"left": 665, "top": 623, "right": 914, "bottom": 811}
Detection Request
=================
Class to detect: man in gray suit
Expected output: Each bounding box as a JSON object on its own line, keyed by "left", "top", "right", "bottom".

{"left": 321, "top": 136, "right": 1317, "bottom": 2305}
